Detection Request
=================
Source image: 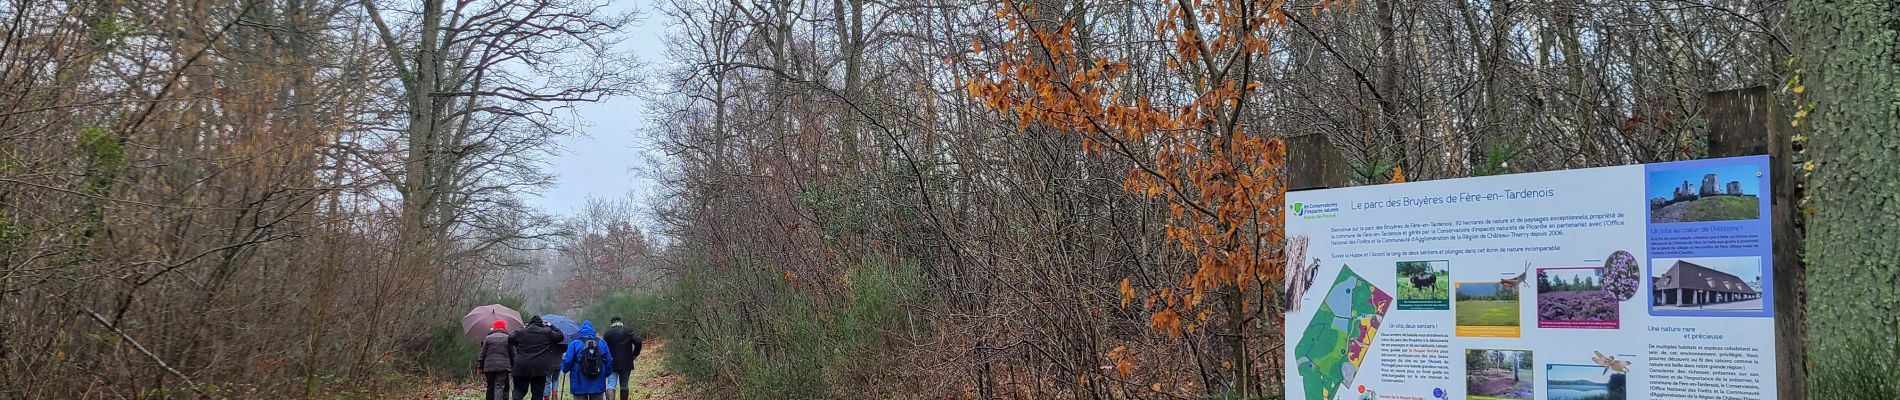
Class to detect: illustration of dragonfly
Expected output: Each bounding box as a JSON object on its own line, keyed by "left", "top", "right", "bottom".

{"left": 1592, "top": 350, "right": 1632, "bottom": 374}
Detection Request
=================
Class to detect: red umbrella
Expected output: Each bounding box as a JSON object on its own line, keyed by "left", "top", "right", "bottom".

{"left": 461, "top": 304, "right": 523, "bottom": 341}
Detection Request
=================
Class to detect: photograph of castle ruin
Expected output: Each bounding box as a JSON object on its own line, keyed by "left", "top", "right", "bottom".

{"left": 1646, "top": 165, "right": 1763, "bottom": 223}
{"left": 1650, "top": 257, "right": 1764, "bottom": 312}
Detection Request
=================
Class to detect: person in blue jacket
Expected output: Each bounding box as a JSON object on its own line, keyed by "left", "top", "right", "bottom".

{"left": 559, "top": 321, "right": 615, "bottom": 399}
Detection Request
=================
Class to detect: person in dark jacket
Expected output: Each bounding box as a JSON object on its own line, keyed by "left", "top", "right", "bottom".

{"left": 560, "top": 321, "right": 614, "bottom": 400}
{"left": 477, "top": 320, "right": 513, "bottom": 400}
{"left": 509, "top": 316, "right": 565, "bottom": 400}
{"left": 546, "top": 324, "right": 566, "bottom": 399}
{"left": 602, "top": 316, "right": 643, "bottom": 400}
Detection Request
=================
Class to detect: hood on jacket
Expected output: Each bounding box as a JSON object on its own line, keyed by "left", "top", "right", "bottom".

{"left": 575, "top": 320, "right": 598, "bottom": 339}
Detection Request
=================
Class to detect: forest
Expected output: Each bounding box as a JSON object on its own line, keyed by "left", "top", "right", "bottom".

{"left": 1, "top": 0, "right": 1896, "bottom": 398}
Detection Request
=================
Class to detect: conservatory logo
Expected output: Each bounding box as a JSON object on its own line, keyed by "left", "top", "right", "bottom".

{"left": 1293, "top": 201, "right": 1340, "bottom": 219}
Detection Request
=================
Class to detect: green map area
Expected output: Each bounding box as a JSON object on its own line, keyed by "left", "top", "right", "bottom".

{"left": 1293, "top": 266, "right": 1393, "bottom": 400}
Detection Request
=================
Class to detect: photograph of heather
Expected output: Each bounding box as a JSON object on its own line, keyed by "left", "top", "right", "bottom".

{"left": 1537, "top": 268, "right": 1619, "bottom": 329}
{"left": 1601, "top": 251, "right": 1642, "bottom": 301}
{"left": 1467, "top": 349, "right": 1534, "bottom": 400}
{"left": 1647, "top": 165, "right": 1762, "bottom": 223}
{"left": 1455, "top": 282, "right": 1519, "bottom": 327}
{"left": 1547, "top": 364, "right": 1628, "bottom": 400}
{"left": 1396, "top": 260, "right": 1450, "bottom": 310}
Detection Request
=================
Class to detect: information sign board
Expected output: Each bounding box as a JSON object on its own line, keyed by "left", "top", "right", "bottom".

{"left": 1285, "top": 156, "right": 1776, "bottom": 400}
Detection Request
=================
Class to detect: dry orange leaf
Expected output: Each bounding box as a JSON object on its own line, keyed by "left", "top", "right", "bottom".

{"left": 971, "top": 0, "right": 1315, "bottom": 340}
{"left": 1107, "top": 345, "right": 1133, "bottom": 377}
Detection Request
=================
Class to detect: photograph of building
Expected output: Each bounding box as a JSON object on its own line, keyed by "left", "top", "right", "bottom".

{"left": 1646, "top": 166, "right": 1763, "bottom": 223}
{"left": 1651, "top": 259, "right": 1761, "bottom": 309}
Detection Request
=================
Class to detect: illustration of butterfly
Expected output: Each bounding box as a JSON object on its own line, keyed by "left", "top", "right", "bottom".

{"left": 1593, "top": 350, "right": 1632, "bottom": 374}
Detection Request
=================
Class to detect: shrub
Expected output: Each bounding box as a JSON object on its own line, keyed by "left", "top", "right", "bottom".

{"left": 415, "top": 292, "right": 524, "bottom": 380}
{"left": 418, "top": 325, "right": 482, "bottom": 379}
{"left": 836, "top": 258, "right": 921, "bottom": 359}
{"left": 584, "top": 290, "right": 668, "bottom": 336}
{"left": 650, "top": 255, "right": 924, "bottom": 398}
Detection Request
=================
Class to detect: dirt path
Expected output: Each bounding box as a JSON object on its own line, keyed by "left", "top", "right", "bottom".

{"left": 618, "top": 340, "right": 690, "bottom": 399}
{"left": 435, "top": 339, "right": 690, "bottom": 399}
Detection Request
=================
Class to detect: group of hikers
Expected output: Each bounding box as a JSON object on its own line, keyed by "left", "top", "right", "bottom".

{"left": 476, "top": 316, "right": 645, "bottom": 400}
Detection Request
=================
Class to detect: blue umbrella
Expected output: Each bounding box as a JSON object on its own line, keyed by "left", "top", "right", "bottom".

{"left": 539, "top": 314, "right": 582, "bottom": 398}
{"left": 541, "top": 314, "right": 580, "bottom": 336}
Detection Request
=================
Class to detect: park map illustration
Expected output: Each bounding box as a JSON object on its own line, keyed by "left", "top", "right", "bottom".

{"left": 1293, "top": 266, "right": 1393, "bottom": 400}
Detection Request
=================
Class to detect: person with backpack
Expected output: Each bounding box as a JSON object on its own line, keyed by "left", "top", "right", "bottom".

{"left": 559, "top": 320, "right": 615, "bottom": 400}
{"left": 603, "top": 316, "right": 643, "bottom": 400}
{"left": 475, "top": 320, "right": 512, "bottom": 400}
{"left": 508, "top": 316, "right": 564, "bottom": 400}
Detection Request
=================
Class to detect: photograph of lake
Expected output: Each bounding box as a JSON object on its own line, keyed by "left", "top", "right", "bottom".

{"left": 1545, "top": 364, "right": 1625, "bottom": 400}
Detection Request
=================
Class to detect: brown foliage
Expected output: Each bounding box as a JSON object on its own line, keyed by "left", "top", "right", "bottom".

{"left": 643, "top": 0, "right": 1787, "bottom": 395}
{"left": 0, "top": 0, "right": 635, "bottom": 397}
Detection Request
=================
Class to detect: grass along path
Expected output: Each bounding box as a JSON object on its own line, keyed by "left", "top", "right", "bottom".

{"left": 619, "top": 340, "right": 690, "bottom": 399}
{"left": 438, "top": 339, "right": 691, "bottom": 400}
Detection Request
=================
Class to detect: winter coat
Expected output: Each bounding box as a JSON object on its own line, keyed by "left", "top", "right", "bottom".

{"left": 477, "top": 330, "right": 512, "bottom": 372}
{"left": 509, "top": 324, "right": 566, "bottom": 377}
{"left": 560, "top": 321, "right": 615, "bottom": 394}
{"left": 603, "top": 323, "right": 643, "bottom": 372}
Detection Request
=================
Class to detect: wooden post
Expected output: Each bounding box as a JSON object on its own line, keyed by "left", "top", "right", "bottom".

{"left": 1703, "top": 86, "right": 1804, "bottom": 400}
{"left": 1288, "top": 134, "right": 1348, "bottom": 191}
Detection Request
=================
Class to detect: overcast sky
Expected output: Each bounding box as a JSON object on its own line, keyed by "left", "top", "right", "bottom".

{"left": 529, "top": 1, "right": 665, "bottom": 217}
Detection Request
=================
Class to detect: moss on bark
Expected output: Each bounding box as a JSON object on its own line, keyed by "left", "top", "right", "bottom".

{"left": 1791, "top": 0, "right": 1900, "bottom": 397}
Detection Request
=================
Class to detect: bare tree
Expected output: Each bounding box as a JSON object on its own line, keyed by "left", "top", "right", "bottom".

{"left": 352, "top": 0, "right": 641, "bottom": 378}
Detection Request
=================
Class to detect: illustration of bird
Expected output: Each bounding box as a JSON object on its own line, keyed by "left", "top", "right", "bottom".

{"left": 1592, "top": 350, "right": 1632, "bottom": 374}
{"left": 1284, "top": 235, "right": 1321, "bottom": 311}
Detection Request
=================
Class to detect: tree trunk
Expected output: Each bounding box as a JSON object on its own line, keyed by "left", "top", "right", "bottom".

{"left": 1226, "top": 289, "right": 1252, "bottom": 397}
{"left": 1791, "top": 0, "right": 1900, "bottom": 397}
{"left": 1558, "top": 1, "right": 1596, "bottom": 164}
